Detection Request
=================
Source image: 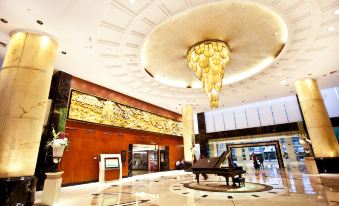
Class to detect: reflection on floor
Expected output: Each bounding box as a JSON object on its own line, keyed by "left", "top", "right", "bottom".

{"left": 34, "top": 167, "right": 339, "bottom": 206}
{"left": 132, "top": 170, "right": 154, "bottom": 176}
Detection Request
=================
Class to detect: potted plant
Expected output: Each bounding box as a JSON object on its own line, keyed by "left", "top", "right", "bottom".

{"left": 46, "top": 128, "right": 70, "bottom": 164}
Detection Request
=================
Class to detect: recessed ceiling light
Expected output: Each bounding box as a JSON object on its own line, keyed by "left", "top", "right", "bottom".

{"left": 330, "top": 70, "right": 338, "bottom": 75}
{"left": 0, "top": 42, "right": 6, "bottom": 47}
{"left": 327, "top": 26, "right": 335, "bottom": 32}
{"left": 280, "top": 79, "right": 291, "bottom": 85}
{"left": 274, "top": 31, "right": 279, "bottom": 36}
{"left": 334, "top": 9, "right": 339, "bottom": 15}
{"left": 292, "top": 65, "right": 296, "bottom": 68}
{"left": 129, "top": 0, "right": 135, "bottom": 4}
{"left": 61, "top": 51, "right": 67, "bottom": 54}
{"left": 0, "top": 18, "right": 8, "bottom": 23}
{"left": 36, "top": 20, "right": 43, "bottom": 25}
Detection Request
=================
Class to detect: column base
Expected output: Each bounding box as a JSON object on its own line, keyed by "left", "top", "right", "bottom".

{"left": 304, "top": 157, "right": 319, "bottom": 174}
{"left": 0, "top": 176, "right": 36, "bottom": 206}
{"left": 314, "top": 157, "right": 339, "bottom": 173}
{"left": 184, "top": 161, "right": 192, "bottom": 172}
{"left": 42, "top": 171, "right": 64, "bottom": 206}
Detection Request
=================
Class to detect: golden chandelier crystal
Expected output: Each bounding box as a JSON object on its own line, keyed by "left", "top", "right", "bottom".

{"left": 187, "top": 40, "right": 230, "bottom": 108}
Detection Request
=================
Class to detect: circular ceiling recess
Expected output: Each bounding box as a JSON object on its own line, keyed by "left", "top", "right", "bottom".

{"left": 141, "top": 1, "right": 288, "bottom": 88}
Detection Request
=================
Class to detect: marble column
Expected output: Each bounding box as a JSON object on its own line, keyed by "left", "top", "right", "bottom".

{"left": 244, "top": 147, "right": 250, "bottom": 161}
{"left": 209, "top": 142, "right": 217, "bottom": 157}
{"left": 285, "top": 137, "right": 298, "bottom": 164}
{"left": 235, "top": 148, "right": 243, "bottom": 165}
{"left": 182, "top": 105, "right": 195, "bottom": 163}
{"left": 0, "top": 31, "right": 58, "bottom": 205}
{"left": 279, "top": 138, "right": 287, "bottom": 166}
{"left": 295, "top": 79, "right": 339, "bottom": 157}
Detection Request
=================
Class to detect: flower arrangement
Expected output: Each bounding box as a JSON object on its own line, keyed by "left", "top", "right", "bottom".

{"left": 46, "top": 128, "right": 70, "bottom": 164}
{"left": 46, "top": 128, "right": 70, "bottom": 148}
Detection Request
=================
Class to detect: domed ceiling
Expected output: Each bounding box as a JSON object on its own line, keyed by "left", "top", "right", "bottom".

{"left": 0, "top": 0, "right": 338, "bottom": 113}
{"left": 142, "top": 2, "right": 287, "bottom": 88}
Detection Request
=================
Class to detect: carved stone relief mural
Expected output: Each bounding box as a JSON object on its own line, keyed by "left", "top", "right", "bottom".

{"left": 68, "top": 90, "right": 182, "bottom": 136}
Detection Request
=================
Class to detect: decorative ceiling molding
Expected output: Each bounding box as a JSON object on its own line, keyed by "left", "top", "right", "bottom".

{"left": 0, "top": 0, "right": 338, "bottom": 113}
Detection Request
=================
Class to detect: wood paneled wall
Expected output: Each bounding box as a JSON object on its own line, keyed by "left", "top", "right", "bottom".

{"left": 59, "top": 77, "right": 184, "bottom": 185}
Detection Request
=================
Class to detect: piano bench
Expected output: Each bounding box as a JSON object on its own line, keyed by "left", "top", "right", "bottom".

{"left": 233, "top": 177, "right": 245, "bottom": 187}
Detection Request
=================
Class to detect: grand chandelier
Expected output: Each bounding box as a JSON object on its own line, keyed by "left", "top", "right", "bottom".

{"left": 187, "top": 40, "right": 230, "bottom": 108}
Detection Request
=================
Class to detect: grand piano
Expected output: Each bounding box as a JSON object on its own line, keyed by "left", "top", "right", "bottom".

{"left": 192, "top": 151, "right": 246, "bottom": 187}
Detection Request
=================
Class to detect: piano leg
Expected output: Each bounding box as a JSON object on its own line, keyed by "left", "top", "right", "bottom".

{"left": 232, "top": 177, "right": 236, "bottom": 187}
{"left": 196, "top": 173, "right": 200, "bottom": 184}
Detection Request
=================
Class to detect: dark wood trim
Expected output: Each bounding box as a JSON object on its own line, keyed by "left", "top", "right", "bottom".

{"left": 330, "top": 117, "right": 339, "bottom": 127}
{"left": 196, "top": 113, "right": 209, "bottom": 157}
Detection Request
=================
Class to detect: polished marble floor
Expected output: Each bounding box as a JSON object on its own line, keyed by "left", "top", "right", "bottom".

{"left": 35, "top": 166, "right": 339, "bottom": 206}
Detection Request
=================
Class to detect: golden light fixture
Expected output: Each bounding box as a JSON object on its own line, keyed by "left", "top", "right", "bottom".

{"left": 187, "top": 40, "right": 230, "bottom": 108}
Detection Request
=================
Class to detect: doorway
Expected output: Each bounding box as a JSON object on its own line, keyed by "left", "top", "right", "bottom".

{"left": 227, "top": 141, "right": 284, "bottom": 169}
{"left": 131, "top": 144, "right": 170, "bottom": 176}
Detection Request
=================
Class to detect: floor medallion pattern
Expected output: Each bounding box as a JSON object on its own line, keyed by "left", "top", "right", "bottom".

{"left": 182, "top": 181, "right": 273, "bottom": 193}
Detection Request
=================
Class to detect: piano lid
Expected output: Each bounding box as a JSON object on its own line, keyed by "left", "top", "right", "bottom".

{"left": 192, "top": 151, "right": 230, "bottom": 169}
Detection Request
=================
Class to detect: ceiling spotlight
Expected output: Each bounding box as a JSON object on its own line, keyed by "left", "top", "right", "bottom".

{"left": 334, "top": 9, "right": 339, "bottom": 15}
{"left": 327, "top": 26, "right": 335, "bottom": 32}
{"left": 0, "top": 18, "right": 8, "bottom": 23}
{"left": 61, "top": 51, "right": 67, "bottom": 54}
{"left": 130, "top": 0, "right": 135, "bottom": 4}
{"left": 292, "top": 64, "right": 296, "bottom": 68}
{"left": 36, "top": 20, "right": 43, "bottom": 25}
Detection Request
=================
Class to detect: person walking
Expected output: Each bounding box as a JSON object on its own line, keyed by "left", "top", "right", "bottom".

{"left": 258, "top": 155, "right": 264, "bottom": 169}
{"left": 252, "top": 153, "right": 259, "bottom": 169}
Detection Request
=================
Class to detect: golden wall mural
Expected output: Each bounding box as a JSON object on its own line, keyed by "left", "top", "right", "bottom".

{"left": 68, "top": 90, "right": 183, "bottom": 136}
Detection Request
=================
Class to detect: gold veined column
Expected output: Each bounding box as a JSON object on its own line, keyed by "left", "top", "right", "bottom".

{"left": 0, "top": 31, "right": 58, "bottom": 178}
{"left": 182, "top": 105, "right": 195, "bottom": 163}
{"left": 295, "top": 79, "right": 339, "bottom": 157}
